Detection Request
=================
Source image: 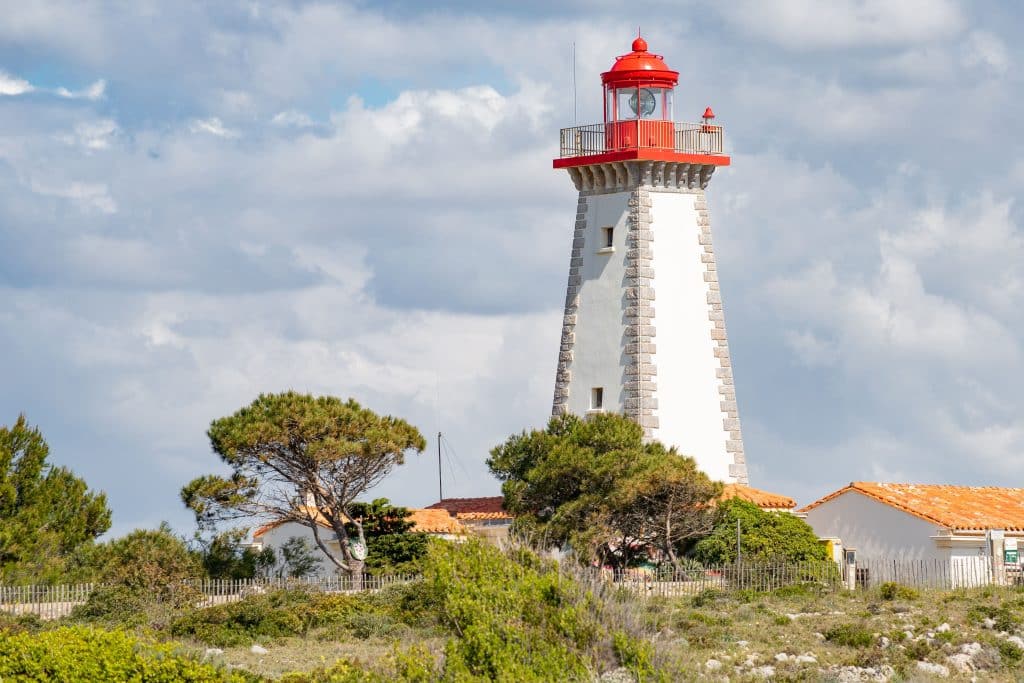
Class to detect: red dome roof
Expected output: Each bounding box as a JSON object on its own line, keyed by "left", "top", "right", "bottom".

{"left": 601, "top": 36, "right": 678, "bottom": 87}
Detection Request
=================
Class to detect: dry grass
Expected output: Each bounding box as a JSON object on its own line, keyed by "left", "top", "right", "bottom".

{"left": 202, "top": 582, "right": 1024, "bottom": 681}
{"left": 190, "top": 633, "right": 446, "bottom": 679}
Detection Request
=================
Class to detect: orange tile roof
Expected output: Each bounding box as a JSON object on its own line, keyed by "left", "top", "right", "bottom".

{"left": 425, "top": 496, "right": 512, "bottom": 520}
{"left": 799, "top": 483, "right": 1024, "bottom": 532}
{"left": 720, "top": 484, "right": 796, "bottom": 510}
{"left": 407, "top": 508, "right": 468, "bottom": 535}
{"left": 254, "top": 506, "right": 469, "bottom": 537}
{"left": 253, "top": 506, "right": 332, "bottom": 538}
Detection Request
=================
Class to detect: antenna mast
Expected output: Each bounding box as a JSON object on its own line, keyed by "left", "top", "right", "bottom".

{"left": 437, "top": 432, "right": 443, "bottom": 502}
{"left": 572, "top": 41, "right": 577, "bottom": 124}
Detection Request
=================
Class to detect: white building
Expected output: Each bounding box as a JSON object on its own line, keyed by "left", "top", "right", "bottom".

{"left": 251, "top": 508, "right": 467, "bottom": 577}
{"left": 551, "top": 37, "right": 746, "bottom": 484}
{"left": 800, "top": 482, "right": 1024, "bottom": 587}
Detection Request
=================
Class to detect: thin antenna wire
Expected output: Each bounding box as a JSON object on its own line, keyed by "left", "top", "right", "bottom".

{"left": 441, "top": 434, "right": 472, "bottom": 479}
{"left": 571, "top": 41, "right": 577, "bottom": 124}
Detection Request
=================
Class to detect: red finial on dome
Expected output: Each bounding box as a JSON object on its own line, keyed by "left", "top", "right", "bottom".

{"left": 602, "top": 36, "right": 678, "bottom": 87}
{"left": 703, "top": 107, "right": 715, "bottom": 120}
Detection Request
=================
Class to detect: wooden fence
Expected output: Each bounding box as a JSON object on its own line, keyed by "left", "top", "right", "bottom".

{"left": 0, "top": 574, "right": 420, "bottom": 620}
{"left": 607, "top": 561, "right": 841, "bottom": 597}
{"left": 3, "top": 559, "right": 1020, "bottom": 620}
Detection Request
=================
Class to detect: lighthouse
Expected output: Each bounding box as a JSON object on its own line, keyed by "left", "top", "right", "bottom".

{"left": 551, "top": 37, "right": 748, "bottom": 484}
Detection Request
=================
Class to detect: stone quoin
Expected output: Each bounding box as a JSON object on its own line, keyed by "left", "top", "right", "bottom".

{"left": 551, "top": 36, "right": 748, "bottom": 484}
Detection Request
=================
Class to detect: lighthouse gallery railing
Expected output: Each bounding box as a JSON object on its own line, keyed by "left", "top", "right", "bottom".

{"left": 559, "top": 121, "right": 724, "bottom": 159}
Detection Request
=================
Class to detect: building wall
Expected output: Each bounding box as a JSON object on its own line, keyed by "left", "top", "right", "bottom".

{"left": 255, "top": 523, "right": 342, "bottom": 578}
{"left": 648, "top": 190, "right": 733, "bottom": 482}
{"left": 802, "top": 491, "right": 947, "bottom": 561}
{"left": 558, "top": 174, "right": 744, "bottom": 483}
{"left": 564, "top": 190, "right": 632, "bottom": 417}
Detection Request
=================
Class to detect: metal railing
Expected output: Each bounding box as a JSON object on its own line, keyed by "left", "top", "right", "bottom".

{"left": 559, "top": 121, "right": 724, "bottom": 159}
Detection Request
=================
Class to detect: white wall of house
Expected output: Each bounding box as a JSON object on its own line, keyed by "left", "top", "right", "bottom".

{"left": 802, "top": 490, "right": 947, "bottom": 561}
{"left": 254, "top": 523, "right": 342, "bottom": 578}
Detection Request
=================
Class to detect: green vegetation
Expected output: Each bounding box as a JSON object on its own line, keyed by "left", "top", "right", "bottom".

{"left": 182, "top": 392, "right": 426, "bottom": 578}
{"left": 878, "top": 581, "right": 920, "bottom": 601}
{"left": 347, "top": 498, "right": 430, "bottom": 575}
{"left": 196, "top": 528, "right": 276, "bottom": 580}
{"left": 488, "top": 412, "right": 721, "bottom": 569}
{"left": 0, "top": 415, "right": 111, "bottom": 584}
{"left": 693, "top": 498, "right": 828, "bottom": 564}
{"left": 824, "top": 622, "right": 875, "bottom": 648}
{"left": 0, "top": 626, "right": 254, "bottom": 681}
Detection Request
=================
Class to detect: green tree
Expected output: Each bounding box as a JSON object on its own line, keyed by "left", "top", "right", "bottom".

{"left": 196, "top": 528, "right": 275, "bottom": 580}
{"left": 488, "top": 413, "right": 721, "bottom": 569}
{"left": 272, "top": 537, "right": 321, "bottom": 578}
{"left": 181, "top": 392, "right": 426, "bottom": 578}
{"left": 347, "top": 498, "right": 429, "bottom": 574}
{"left": 0, "top": 415, "right": 111, "bottom": 583}
{"left": 692, "top": 498, "right": 828, "bottom": 564}
{"left": 74, "top": 524, "right": 206, "bottom": 624}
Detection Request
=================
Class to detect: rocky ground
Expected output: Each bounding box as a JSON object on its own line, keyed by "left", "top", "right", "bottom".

{"left": 638, "top": 583, "right": 1024, "bottom": 681}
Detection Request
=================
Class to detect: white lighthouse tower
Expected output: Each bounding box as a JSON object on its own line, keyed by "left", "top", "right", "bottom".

{"left": 552, "top": 36, "right": 748, "bottom": 484}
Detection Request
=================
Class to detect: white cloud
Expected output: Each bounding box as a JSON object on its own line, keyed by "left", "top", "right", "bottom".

{"left": 271, "top": 109, "right": 316, "bottom": 128}
{"left": 188, "top": 117, "right": 240, "bottom": 138}
{"left": 56, "top": 119, "right": 119, "bottom": 151}
{"left": 961, "top": 31, "right": 1010, "bottom": 75}
{"left": 55, "top": 79, "right": 106, "bottom": 100}
{"left": 28, "top": 179, "right": 117, "bottom": 214}
{"left": 716, "top": 0, "right": 963, "bottom": 49}
{"left": 0, "top": 70, "right": 34, "bottom": 95}
{"left": 0, "top": 70, "right": 106, "bottom": 99}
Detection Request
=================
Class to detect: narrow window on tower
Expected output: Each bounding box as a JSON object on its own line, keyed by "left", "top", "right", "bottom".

{"left": 590, "top": 387, "right": 604, "bottom": 411}
{"left": 597, "top": 227, "right": 615, "bottom": 254}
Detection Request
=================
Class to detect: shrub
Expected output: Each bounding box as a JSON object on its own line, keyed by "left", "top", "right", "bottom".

{"left": 73, "top": 524, "right": 204, "bottom": 626}
{"left": 169, "top": 587, "right": 422, "bottom": 647}
{"left": 422, "top": 539, "right": 652, "bottom": 681}
{"left": 824, "top": 623, "right": 874, "bottom": 648}
{"left": 693, "top": 499, "right": 828, "bottom": 564}
{"left": 0, "top": 626, "right": 254, "bottom": 681}
{"left": 997, "top": 639, "right": 1023, "bottom": 664}
{"left": 612, "top": 631, "right": 666, "bottom": 683}
{"left": 170, "top": 589, "right": 375, "bottom": 646}
{"left": 878, "top": 582, "right": 919, "bottom": 601}
{"left": 690, "top": 589, "right": 722, "bottom": 607}
{"left": 967, "top": 604, "right": 1022, "bottom": 632}
{"left": 0, "top": 612, "right": 42, "bottom": 635}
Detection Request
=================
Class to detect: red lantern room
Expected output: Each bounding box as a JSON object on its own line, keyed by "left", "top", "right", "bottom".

{"left": 554, "top": 36, "right": 730, "bottom": 169}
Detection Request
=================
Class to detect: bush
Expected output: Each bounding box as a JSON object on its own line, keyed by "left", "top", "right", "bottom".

{"left": 73, "top": 524, "right": 204, "bottom": 626}
{"left": 420, "top": 539, "right": 664, "bottom": 681}
{"left": 825, "top": 623, "right": 875, "bottom": 648}
{"left": 997, "top": 639, "right": 1023, "bottom": 664}
{"left": 693, "top": 499, "right": 828, "bottom": 564}
{"left": 878, "top": 582, "right": 919, "bottom": 601}
{"left": 967, "top": 604, "right": 1022, "bottom": 632}
{"left": 0, "top": 626, "right": 254, "bottom": 681}
{"left": 168, "top": 587, "right": 422, "bottom": 647}
{"left": 170, "top": 589, "right": 375, "bottom": 647}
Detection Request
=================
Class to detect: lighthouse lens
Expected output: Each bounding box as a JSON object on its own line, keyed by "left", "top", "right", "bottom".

{"left": 629, "top": 88, "right": 658, "bottom": 118}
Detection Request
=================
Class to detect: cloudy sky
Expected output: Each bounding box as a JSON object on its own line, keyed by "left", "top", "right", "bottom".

{"left": 1, "top": 1, "right": 1022, "bottom": 536}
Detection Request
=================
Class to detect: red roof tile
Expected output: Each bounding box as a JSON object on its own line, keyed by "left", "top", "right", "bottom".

{"left": 425, "top": 496, "right": 512, "bottom": 520}
{"left": 799, "top": 483, "right": 1024, "bottom": 532}
{"left": 408, "top": 509, "right": 467, "bottom": 535}
{"left": 720, "top": 484, "right": 796, "bottom": 510}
